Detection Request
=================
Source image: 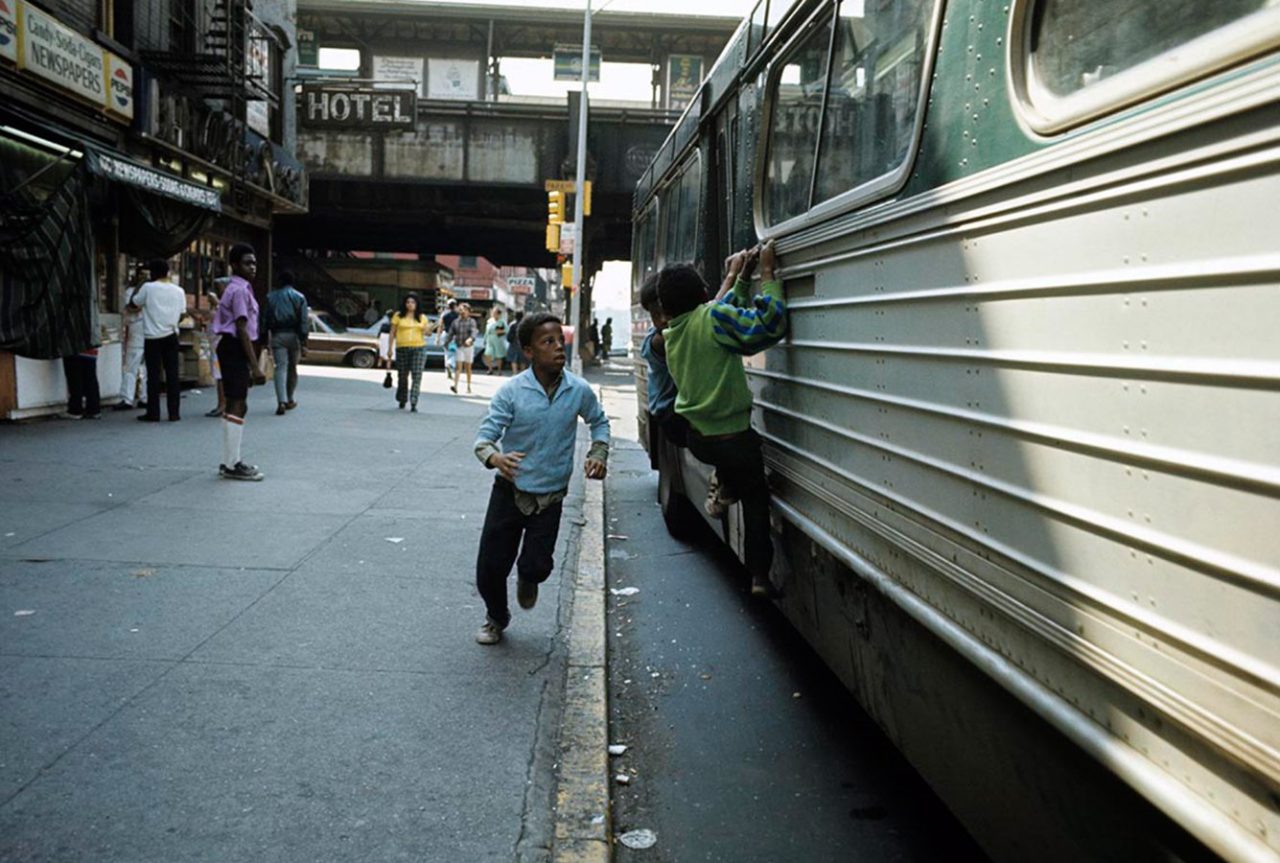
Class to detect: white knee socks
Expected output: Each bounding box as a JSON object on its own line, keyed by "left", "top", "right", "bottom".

{"left": 222, "top": 415, "right": 244, "bottom": 467}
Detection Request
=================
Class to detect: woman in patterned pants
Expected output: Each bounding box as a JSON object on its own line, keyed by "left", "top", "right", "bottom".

{"left": 389, "top": 293, "right": 429, "bottom": 412}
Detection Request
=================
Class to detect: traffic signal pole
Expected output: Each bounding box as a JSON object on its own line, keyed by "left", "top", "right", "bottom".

{"left": 569, "top": 0, "right": 591, "bottom": 374}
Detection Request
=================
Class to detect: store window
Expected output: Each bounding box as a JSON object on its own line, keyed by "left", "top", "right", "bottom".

{"left": 1015, "top": 0, "right": 1280, "bottom": 132}
{"left": 762, "top": 0, "right": 940, "bottom": 228}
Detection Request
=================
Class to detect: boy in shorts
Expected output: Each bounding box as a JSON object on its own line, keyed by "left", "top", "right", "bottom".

{"left": 471, "top": 313, "right": 609, "bottom": 645}
{"left": 211, "top": 244, "right": 267, "bottom": 480}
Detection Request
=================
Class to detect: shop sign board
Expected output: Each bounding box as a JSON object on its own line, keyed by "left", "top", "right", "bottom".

{"left": 2, "top": 2, "right": 133, "bottom": 122}
{"left": 105, "top": 53, "right": 133, "bottom": 120}
{"left": 553, "top": 45, "right": 600, "bottom": 82}
{"left": 19, "top": 2, "right": 106, "bottom": 106}
{"left": 559, "top": 223, "right": 577, "bottom": 256}
{"left": 0, "top": 0, "right": 17, "bottom": 64}
{"left": 372, "top": 55, "right": 424, "bottom": 95}
{"left": 427, "top": 58, "right": 478, "bottom": 101}
{"left": 507, "top": 276, "right": 536, "bottom": 296}
{"left": 301, "top": 85, "right": 416, "bottom": 127}
{"left": 666, "top": 54, "right": 703, "bottom": 111}
{"left": 462, "top": 287, "right": 494, "bottom": 301}
{"left": 88, "top": 149, "right": 222, "bottom": 211}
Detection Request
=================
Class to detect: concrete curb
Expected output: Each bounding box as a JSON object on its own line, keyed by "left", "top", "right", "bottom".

{"left": 550, "top": 406, "right": 611, "bottom": 863}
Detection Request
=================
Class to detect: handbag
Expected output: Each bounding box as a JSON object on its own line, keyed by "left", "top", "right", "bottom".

{"left": 382, "top": 371, "right": 393, "bottom": 388}
{"left": 257, "top": 348, "right": 275, "bottom": 379}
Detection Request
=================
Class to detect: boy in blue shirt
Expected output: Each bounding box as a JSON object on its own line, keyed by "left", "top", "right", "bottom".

{"left": 472, "top": 313, "right": 610, "bottom": 645}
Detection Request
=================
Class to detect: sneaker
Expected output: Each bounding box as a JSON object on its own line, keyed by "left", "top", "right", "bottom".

{"left": 475, "top": 617, "right": 504, "bottom": 645}
{"left": 111, "top": 402, "right": 134, "bottom": 411}
{"left": 751, "top": 575, "right": 782, "bottom": 599}
{"left": 275, "top": 404, "right": 286, "bottom": 416}
{"left": 219, "top": 462, "right": 264, "bottom": 481}
{"left": 285, "top": 401, "right": 298, "bottom": 411}
{"left": 204, "top": 407, "right": 223, "bottom": 418}
{"left": 517, "top": 579, "right": 538, "bottom": 610}
{"left": 410, "top": 404, "right": 418, "bottom": 413}
{"left": 704, "top": 471, "right": 738, "bottom": 518}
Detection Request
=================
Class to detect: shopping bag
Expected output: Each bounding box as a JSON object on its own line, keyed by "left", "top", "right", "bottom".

{"left": 257, "top": 348, "right": 275, "bottom": 379}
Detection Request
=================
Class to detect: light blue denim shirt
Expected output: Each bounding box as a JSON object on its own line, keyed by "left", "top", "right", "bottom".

{"left": 474, "top": 369, "right": 610, "bottom": 494}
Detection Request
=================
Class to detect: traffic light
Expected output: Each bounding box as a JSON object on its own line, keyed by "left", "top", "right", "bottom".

{"left": 561, "top": 262, "right": 574, "bottom": 293}
{"left": 582, "top": 181, "right": 592, "bottom": 217}
{"left": 545, "top": 223, "right": 561, "bottom": 253}
{"left": 547, "top": 190, "right": 565, "bottom": 225}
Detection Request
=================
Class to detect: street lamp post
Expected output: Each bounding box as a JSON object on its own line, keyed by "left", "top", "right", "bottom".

{"left": 568, "top": 0, "right": 591, "bottom": 374}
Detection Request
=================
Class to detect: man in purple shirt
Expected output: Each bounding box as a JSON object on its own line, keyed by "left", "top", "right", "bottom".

{"left": 211, "top": 244, "right": 267, "bottom": 480}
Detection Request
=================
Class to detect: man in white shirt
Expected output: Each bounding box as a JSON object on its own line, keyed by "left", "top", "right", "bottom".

{"left": 129, "top": 258, "right": 187, "bottom": 422}
{"left": 112, "top": 272, "right": 148, "bottom": 410}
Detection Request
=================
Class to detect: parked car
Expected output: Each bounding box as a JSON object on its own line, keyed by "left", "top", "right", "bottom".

{"left": 304, "top": 311, "right": 380, "bottom": 369}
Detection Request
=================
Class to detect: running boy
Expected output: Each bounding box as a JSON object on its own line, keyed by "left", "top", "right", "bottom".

{"left": 657, "top": 240, "right": 786, "bottom": 597}
{"left": 472, "top": 313, "right": 610, "bottom": 645}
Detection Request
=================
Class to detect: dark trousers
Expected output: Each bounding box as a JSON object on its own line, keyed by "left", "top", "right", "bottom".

{"left": 144, "top": 334, "right": 181, "bottom": 420}
{"left": 475, "top": 478, "right": 564, "bottom": 628}
{"left": 687, "top": 428, "right": 773, "bottom": 580}
{"left": 62, "top": 355, "right": 100, "bottom": 416}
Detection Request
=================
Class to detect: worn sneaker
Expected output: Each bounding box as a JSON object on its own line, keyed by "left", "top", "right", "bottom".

{"left": 219, "top": 462, "right": 264, "bottom": 482}
{"left": 704, "top": 471, "right": 738, "bottom": 518}
{"left": 475, "top": 617, "right": 505, "bottom": 645}
{"left": 517, "top": 579, "right": 538, "bottom": 610}
{"left": 751, "top": 575, "right": 782, "bottom": 599}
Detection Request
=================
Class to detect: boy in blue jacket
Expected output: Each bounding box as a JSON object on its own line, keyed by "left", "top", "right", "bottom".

{"left": 472, "top": 313, "right": 610, "bottom": 645}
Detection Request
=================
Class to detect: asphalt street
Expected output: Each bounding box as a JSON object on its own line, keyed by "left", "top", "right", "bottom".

{"left": 589, "top": 362, "right": 990, "bottom": 863}
{"left": 0, "top": 364, "right": 579, "bottom": 863}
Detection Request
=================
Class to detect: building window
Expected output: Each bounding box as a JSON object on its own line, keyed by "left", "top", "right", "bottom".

{"left": 761, "top": 0, "right": 941, "bottom": 229}
{"left": 1012, "top": 0, "right": 1280, "bottom": 133}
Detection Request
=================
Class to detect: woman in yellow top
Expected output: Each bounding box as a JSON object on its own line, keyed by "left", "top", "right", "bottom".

{"left": 389, "top": 293, "right": 429, "bottom": 411}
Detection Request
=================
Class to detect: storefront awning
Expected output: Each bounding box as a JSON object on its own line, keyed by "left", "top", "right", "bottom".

{"left": 83, "top": 146, "right": 222, "bottom": 213}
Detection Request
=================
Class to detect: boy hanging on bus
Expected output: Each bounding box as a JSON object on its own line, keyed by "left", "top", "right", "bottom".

{"left": 657, "top": 240, "right": 786, "bottom": 597}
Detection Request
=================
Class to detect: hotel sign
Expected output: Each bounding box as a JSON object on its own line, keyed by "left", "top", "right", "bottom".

{"left": 0, "top": 1, "right": 134, "bottom": 121}
{"left": 301, "top": 85, "right": 416, "bottom": 127}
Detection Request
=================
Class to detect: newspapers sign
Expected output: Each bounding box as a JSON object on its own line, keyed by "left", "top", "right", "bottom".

{"left": 2, "top": 2, "right": 133, "bottom": 122}
{"left": 89, "top": 149, "right": 222, "bottom": 211}
{"left": 302, "top": 85, "right": 416, "bottom": 127}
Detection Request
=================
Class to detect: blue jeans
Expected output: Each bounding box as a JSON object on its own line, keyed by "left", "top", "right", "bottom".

{"left": 271, "top": 332, "right": 301, "bottom": 405}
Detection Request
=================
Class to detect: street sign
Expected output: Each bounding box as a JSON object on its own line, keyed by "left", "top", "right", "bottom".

{"left": 559, "top": 223, "right": 577, "bottom": 256}
{"left": 544, "top": 179, "right": 577, "bottom": 193}
{"left": 553, "top": 45, "right": 600, "bottom": 82}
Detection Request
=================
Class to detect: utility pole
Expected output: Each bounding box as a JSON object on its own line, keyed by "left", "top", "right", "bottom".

{"left": 569, "top": 0, "right": 591, "bottom": 374}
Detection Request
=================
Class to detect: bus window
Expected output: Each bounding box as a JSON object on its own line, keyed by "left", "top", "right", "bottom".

{"left": 814, "top": 0, "right": 933, "bottom": 204}
{"left": 763, "top": 9, "right": 836, "bottom": 225}
{"left": 677, "top": 154, "right": 702, "bottom": 263}
{"left": 763, "top": 0, "right": 940, "bottom": 227}
{"left": 1017, "top": 0, "right": 1279, "bottom": 132}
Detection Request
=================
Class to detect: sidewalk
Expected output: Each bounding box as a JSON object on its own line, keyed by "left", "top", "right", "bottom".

{"left": 0, "top": 365, "right": 582, "bottom": 862}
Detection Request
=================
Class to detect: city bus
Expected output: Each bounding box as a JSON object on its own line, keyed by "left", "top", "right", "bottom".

{"left": 629, "top": 1, "right": 1280, "bottom": 860}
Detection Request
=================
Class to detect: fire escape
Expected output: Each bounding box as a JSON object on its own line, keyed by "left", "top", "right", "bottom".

{"left": 141, "top": 0, "right": 285, "bottom": 212}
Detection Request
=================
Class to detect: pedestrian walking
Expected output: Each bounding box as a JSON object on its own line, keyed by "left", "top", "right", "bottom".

{"left": 260, "top": 270, "right": 309, "bottom": 415}
{"left": 376, "top": 310, "right": 396, "bottom": 386}
{"left": 130, "top": 258, "right": 185, "bottom": 423}
{"left": 587, "top": 317, "right": 601, "bottom": 363}
{"left": 389, "top": 293, "right": 429, "bottom": 411}
{"left": 113, "top": 272, "right": 147, "bottom": 411}
{"left": 505, "top": 311, "right": 526, "bottom": 374}
{"left": 439, "top": 298, "right": 459, "bottom": 382}
{"left": 601, "top": 317, "right": 613, "bottom": 361}
{"left": 61, "top": 346, "right": 101, "bottom": 419}
{"left": 445, "top": 302, "right": 479, "bottom": 395}
{"left": 472, "top": 312, "right": 610, "bottom": 645}
{"left": 483, "top": 306, "right": 508, "bottom": 375}
{"left": 212, "top": 244, "right": 266, "bottom": 481}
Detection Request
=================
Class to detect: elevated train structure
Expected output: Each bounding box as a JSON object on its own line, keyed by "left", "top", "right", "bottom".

{"left": 630, "top": 1, "right": 1280, "bottom": 860}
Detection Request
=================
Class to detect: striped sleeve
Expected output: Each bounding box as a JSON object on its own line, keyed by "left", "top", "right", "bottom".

{"left": 708, "top": 279, "right": 787, "bottom": 355}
